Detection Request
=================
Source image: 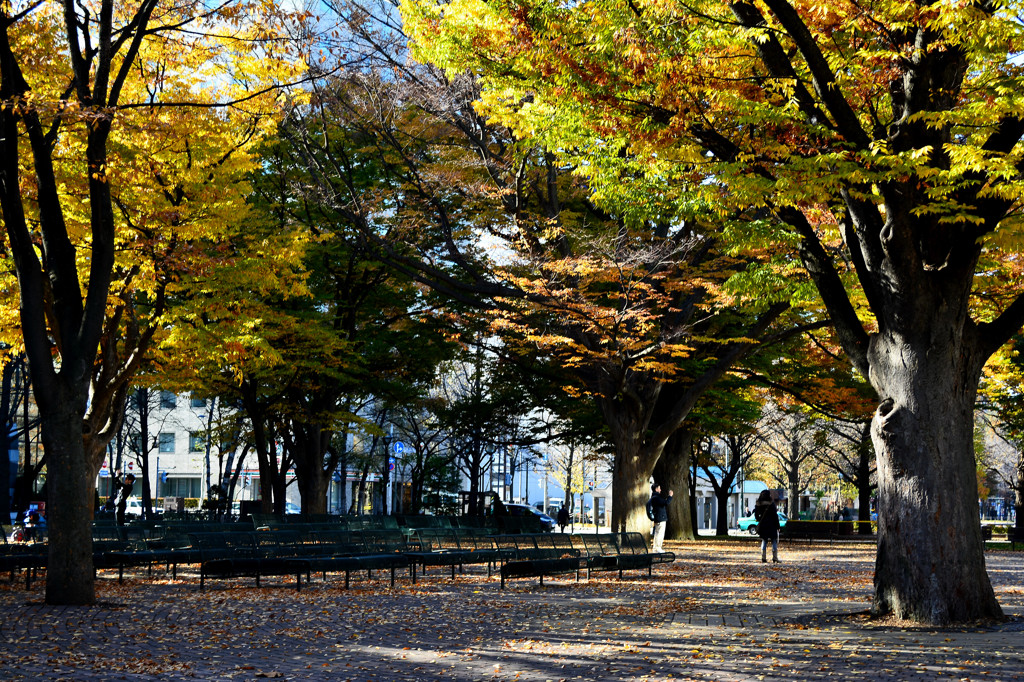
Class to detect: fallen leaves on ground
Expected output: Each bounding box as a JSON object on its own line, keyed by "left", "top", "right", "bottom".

{"left": 0, "top": 540, "right": 1020, "bottom": 681}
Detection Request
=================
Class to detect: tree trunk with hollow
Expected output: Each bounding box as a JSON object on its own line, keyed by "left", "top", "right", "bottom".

{"left": 868, "top": 327, "right": 1000, "bottom": 622}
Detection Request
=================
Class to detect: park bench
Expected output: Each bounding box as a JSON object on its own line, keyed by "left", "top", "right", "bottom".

{"left": 1008, "top": 527, "right": 1024, "bottom": 550}
{"left": 406, "top": 529, "right": 501, "bottom": 581}
{"left": 782, "top": 520, "right": 861, "bottom": 544}
{"left": 0, "top": 526, "right": 47, "bottom": 588}
{"left": 305, "top": 529, "right": 412, "bottom": 589}
{"left": 189, "top": 531, "right": 310, "bottom": 590}
{"left": 397, "top": 515, "right": 455, "bottom": 534}
{"left": 572, "top": 532, "right": 675, "bottom": 579}
{"left": 495, "top": 533, "right": 586, "bottom": 588}
{"left": 108, "top": 532, "right": 200, "bottom": 582}
{"left": 99, "top": 521, "right": 256, "bottom": 583}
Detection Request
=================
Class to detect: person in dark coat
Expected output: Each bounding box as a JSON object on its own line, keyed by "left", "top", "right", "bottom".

{"left": 754, "top": 489, "right": 780, "bottom": 563}
{"left": 648, "top": 483, "right": 673, "bottom": 553}
{"left": 112, "top": 472, "right": 136, "bottom": 526}
{"left": 557, "top": 504, "right": 570, "bottom": 532}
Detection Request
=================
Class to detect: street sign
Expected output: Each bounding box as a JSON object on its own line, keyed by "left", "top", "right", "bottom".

{"left": 388, "top": 458, "right": 396, "bottom": 471}
{"left": 393, "top": 442, "right": 404, "bottom": 455}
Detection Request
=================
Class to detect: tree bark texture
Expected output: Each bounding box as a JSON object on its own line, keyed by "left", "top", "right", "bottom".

{"left": 868, "top": 330, "right": 1001, "bottom": 623}
{"left": 43, "top": 399, "right": 98, "bottom": 605}
{"left": 654, "top": 429, "right": 695, "bottom": 541}
{"left": 610, "top": 445, "right": 657, "bottom": 534}
{"left": 291, "top": 424, "right": 334, "bottom": 514}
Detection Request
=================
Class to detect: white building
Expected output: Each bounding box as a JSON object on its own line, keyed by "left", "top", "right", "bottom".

{"left": 99, "top": 391, "right": 230, "bottom": 504}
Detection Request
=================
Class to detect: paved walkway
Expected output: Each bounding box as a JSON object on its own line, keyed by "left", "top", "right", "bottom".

{"left": 1, "top": 540, "right": 1022, "bottom": 681}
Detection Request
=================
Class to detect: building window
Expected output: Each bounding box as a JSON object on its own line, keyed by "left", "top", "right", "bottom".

{"left": 163, "top": 477, "right": 201, "bottom": 499}
{"left": 158, "top": 432, "right": 175, "bottom": 453}
{"left": 190, "top": 395, "right": 206, "bottom": 408}
{"left": 189, "top": 432, "right": 205, "bottom": 452}
{"left": 160, "top": 391, "right": 176, "bottom": 409}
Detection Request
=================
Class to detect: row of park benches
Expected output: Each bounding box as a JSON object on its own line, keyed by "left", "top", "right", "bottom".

{"left": 5, "top": 526, "right": 676, "bottom": 591}
{"left": 493, "top": 531, "right": 675, "bottom": 588}
{"left": 781, "top": 520, "right": 1024, "bottom": 547}
{"left": 249, "top": 513, "right": 549, "bottom": 535}
{"left": 182, "top": 529, "right": 675, "bottom": 590}
{"left": 782, "top": 520, "right": 875, "bottom": 544}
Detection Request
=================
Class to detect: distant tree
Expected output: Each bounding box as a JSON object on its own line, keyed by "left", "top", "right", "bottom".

{"left": 754, "top": 406, "right": 830, "bottom": 519}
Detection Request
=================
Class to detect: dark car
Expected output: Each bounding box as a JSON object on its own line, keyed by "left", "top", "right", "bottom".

{"left": 504, "top": 503, "right": 557, "bottom": 531}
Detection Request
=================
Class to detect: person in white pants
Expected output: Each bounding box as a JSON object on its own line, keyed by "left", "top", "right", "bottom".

{"left": 648, "top": 483, "right": 673, "bottom": 553}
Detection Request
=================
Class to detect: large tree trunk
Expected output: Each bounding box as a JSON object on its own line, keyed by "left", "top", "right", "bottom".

{"left": 869, "top": 331, "right": 1001, "bottom": 623}
{"left": 43, "top": 398, "right": 97, "bottom": 605}
{"left": 297, "top": 469, "right": 330, "bottom": 514}
{"left": 292, "top": 424, "right": 332, "bottom": 514}
{"left": 610, "top": 446, "right": 657, "bottom": 533}
{"left": 654, "top": 429, "right": 695, "bottom": 540}
{"left": 601, "top": 392, "right": 661, "bottom": 534}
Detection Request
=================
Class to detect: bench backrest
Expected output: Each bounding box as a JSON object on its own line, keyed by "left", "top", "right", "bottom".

{"left": 619, "top": 532, "right": 651, "bottom": 554}
{"left": 312, "top": 529, "right": 365, "bottom": 555}
{"left": 362, "top": 529, "right": 409, "bottom": 554}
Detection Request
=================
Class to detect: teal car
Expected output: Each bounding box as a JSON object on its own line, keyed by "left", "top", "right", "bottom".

{"left": 738, "top": 511, "right": 788, "bottom": 534}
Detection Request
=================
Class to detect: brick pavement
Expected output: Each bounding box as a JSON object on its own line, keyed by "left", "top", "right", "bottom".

{"left": 1, "top": 541, "right": 1022, "bottom": 681}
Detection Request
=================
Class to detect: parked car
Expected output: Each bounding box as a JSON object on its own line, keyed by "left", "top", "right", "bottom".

{"left": 124, "top": 497, "right": 144, "bottom": 517}
{"left": 504, "top": 502, "right": 557, "bottom": 531}
{"left": 738, "top": 511, "right": 788, "bottom": 534}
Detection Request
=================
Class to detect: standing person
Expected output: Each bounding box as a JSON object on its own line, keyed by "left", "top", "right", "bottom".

{"left": 648, "top": 483, "right": 673, "bottom": 553}
{"left": 113, "top": 472, "right": 136, "bottom": 526}
{"left": 754, "top": 489, "right": 780, "bottom": 563}
{"left": 557, "top": 504, "right": 570, "bottom": 533}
